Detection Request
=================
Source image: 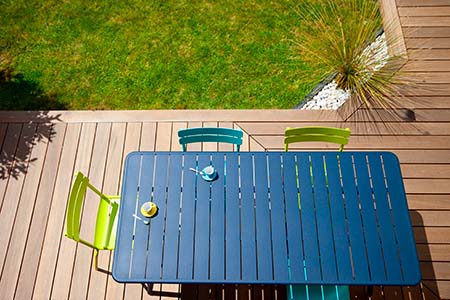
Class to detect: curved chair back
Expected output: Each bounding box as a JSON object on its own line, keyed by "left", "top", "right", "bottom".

{"left": 288, "top": 284, "right": 350, "bottom": 300}
{"left": 178, "top": 127, "right": 243, "bottom": 151}
{"left": 65, "top": 172, "right": 120, "bottom": 269}
{"left": 284, "top": 126, "right": 351, "bottom": 152}
{"left": 66, "top": 172, "right": 89, "bottom": 243}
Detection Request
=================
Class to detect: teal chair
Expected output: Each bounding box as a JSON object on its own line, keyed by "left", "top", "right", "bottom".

{"left": 284, "top": 126, "right": 351, "bottom": 300}
{"left": 178, "top": 127, "right": 243, "bottom": 151}
{"left": 65, "top": 172, "right": 120, "bottom": 270}
{"left": 284, "top": 126, "right": 351, "bottom": 152}
{"left": 288, "top": 285, "right": 350, "bottom": 300}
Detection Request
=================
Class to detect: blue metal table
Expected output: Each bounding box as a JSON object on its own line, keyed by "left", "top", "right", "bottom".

{"left": 112, "top": 151, "right": 421, "bottom": 286}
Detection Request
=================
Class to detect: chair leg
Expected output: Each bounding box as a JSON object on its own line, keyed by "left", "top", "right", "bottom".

{"left": 366, "top": 286, "right": 373, "bottom": 297}
{"left": 94, "top": 249, "right": 99, "bottom": 270}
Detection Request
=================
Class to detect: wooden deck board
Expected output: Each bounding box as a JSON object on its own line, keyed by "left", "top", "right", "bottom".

{"left": 103, "top": 122, "right": 128, "bottom": 300}
{"left": 392, "top": 97, "right": 450, "bottom": 109}
{"left": 405, "top": 179, "right": 450, "bottom": 194}
{"left": 0, "top": 123, "right": 50, "bottom": 300}
{"left": 237, "top": 121, "right": 450, "bottom": 135}
{"left": 425, "top": 281, "right": 450, "bottom": 300}
{"left": 408, "top": 49, "right": 450, "bottom": 60}
{"left": 397, "top": 0, "right": 450, "bottom": 6}
{"left": 0, "top": 124, "right": 22, "bottom": 213}
{"left": 403, "top": 61, "right": 450, "bottom": 72}
{"left": 52, "top": 123, "right": 96, "bottom": 300}
{"left": 0, "top": 110, "right": 341, "bottom": 124}
{"left": 404, "top": 27, "right": 450, "bottom": 38}
{"left": 417, "top": 244, "right": 450, "bottom": 262}
{"left": 347, "top": 108, "right": 450, "bottom": 122}
{"left": 120, "top": 122, "right": 147, "bottom": 300}
{"left": 401, "top": 164, "right": 450, "bottom": 179}
{"left": 406, "top": 38, "right": 450, "bottom": 49}
{"left": 414, "top": 227, "right": 450, "bottom": 244}
{"left": 408, "top": 194, "right": 450, "bottom": 210}
{"left": 86, "top": 123, "right": 116, "bottom": 300}
{"left": 403, "top": 72, "right": 450, "bottom": 83}
{"left": 401, "top": 16, "right": 450, "bottom": 27}
{"left": 252, "top": 135, "right": 450, "bottom": 150}
{"left": 0, "top": 123, "right": 37, "bottom": 276}
{"left": 32, "top": 123, "right": 81, "bottom": 300}
{"left": 411, "top": 211, "right": 450, "bottom": 227}
{"left": 15, "top": 123, "right": 66, "bottom": 300}
{"left": 399, "top": 7, "right": 450, "bottom": 16}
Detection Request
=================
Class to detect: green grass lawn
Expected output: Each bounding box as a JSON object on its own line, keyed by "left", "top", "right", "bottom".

{"left": 0, "top": 0, "right": 321, "bottom": 110}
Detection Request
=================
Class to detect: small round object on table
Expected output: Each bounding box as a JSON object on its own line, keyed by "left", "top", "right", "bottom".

{"left": 141, "top": 202, "right": 158, "bottom": 217}
{"left": 201, "top": 166, "right": 218, "bottom": 181}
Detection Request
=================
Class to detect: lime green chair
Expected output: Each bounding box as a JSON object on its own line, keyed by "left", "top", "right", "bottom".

{"left": 65, "top": 172, "right": 120, "bottom": 270}
{"left": 284, "top": 126, "right": 351, "bottom": 152}
{"left": 178, "top": 127, "right": 243, "bottom": 151}
{"left": 285, "top": 126, "right": 351, "bottom": 300}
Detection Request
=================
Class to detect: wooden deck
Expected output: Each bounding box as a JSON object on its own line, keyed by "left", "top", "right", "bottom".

{"left": 0, "top": 0, "right": 449, "bottom": 299}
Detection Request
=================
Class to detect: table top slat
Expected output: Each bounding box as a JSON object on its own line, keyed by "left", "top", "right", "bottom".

{"left": 254, "top": 154, "right": 274, "bottom": 281}
{"left": 130, "top": 155, "right": 155, "bottom": 280}
{"left": 145, "top": 154, "right": 169, "bottom": 280}
{"left": 267, "top": 154, "right": 289, "bottom": 282}
{"left": 113, "top": 153, "right": 141, "bottom": 281}
{"left": 340, "top": 154, "right": 370, "bottom": 282}
{"left": 224, "top": 154, "right": 241, "bottom": 281}
{"left": 177, "top": 154, "right": 197, "bottom": 280}
{"left": 193, "top": 154, "right": 211, "bottom": 281}
{"left": 367, "top": 153, "right": 403, "bottom": 282}
{"left": 381, "top": 153, "right": 421, "bottom": 284}
{"left": 209, "top": 154, "right": 226, "bottom": 281}
{"left": 161, "top": 154, "right": 183, "bottom": 280}
{"left": 352, "top": 154, "right": 387, "bottom": 282}
{"left": 323, "top": 153, "right": 354, "bottom": 282}
{"left": 311, "top": 153, "right": 338, "bottom": 282}
{"left": 239, "top": 154, "right": 257, "bottom": 282}
{"left": 283, "top": 154, "right": 306, "bottom": 282}
{"left": 295, "top": 153, "right": 321, "bottom": 282}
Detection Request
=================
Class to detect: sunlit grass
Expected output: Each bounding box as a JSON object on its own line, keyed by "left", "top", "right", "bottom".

{"left": 1, "top": 0, "right": 319, "bottom": 110}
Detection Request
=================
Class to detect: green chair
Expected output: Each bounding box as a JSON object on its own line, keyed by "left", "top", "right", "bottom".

{"left": 284, "top": 126, "right": 351, "bottom": 152}
{"left": 178, "top": 127, "right": 243, "bottom": 151}
{"left": 65, "top": 172, "right": 120, "bottom": 270}
{"left": 284, "top": 126, "right": 351, "bottom": 300}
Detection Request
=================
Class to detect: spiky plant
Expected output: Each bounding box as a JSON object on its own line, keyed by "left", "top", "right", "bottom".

{"left": 294, "top": 0, "right": 408, "bottom": 112}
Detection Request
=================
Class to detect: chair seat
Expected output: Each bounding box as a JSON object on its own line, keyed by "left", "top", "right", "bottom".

{"left": 288, "top": 284, "right": 350, "bottom": 300}
{"left": 94, "top": 197, "right": 120, "bottom": 250}
{"left": 102, "top": 205, "right": 118, "bottom": 250}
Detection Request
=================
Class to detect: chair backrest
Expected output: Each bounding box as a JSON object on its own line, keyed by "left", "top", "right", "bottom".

{"left": 65, "top": 172, "right": 119, "bottom": 250}
{"left": 288, "top": 284, "right": 350, "bottom": 300}
{"left": 178, "top": 127, "right": 243, "bottom": 151}
{"left": 284, "top": 126, "right": 351, "bottom": 152}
